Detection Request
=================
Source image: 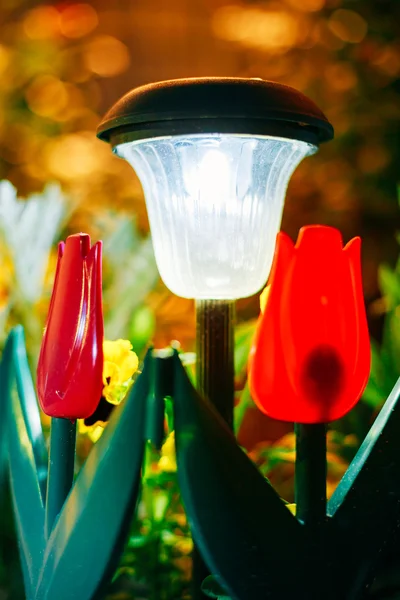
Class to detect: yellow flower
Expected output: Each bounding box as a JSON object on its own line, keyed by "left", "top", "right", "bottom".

{"left": 174, "top": 537, "right": 194, "bottom": 555}
{"left": 260, "top": 284, "right": 270, "bottom": 313}
{"left": 78, "top": 338, "right": 138, "bottom": 442}
{"left": 78, "top": 420, "right": 104, "bottom": 443}
{"left": 102, "top": 338, "right": 139, "bottom": 404}
{"left": 158, "top": 432, "right": 177, "bottom": 472}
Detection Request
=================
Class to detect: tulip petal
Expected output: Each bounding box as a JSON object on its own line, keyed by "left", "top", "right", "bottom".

{"left": 269, "top": 231, "right": 295, "bottom": 283}
{"left": 296, "top": 224, "right": 344, "bottom": 251}
{"left": 342, "top": 236, "right": 371, "bottom": 406}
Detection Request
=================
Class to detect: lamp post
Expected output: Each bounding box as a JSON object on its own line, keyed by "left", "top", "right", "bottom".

{"left": 97, "top": 76, "right": 333, "bottom": 596}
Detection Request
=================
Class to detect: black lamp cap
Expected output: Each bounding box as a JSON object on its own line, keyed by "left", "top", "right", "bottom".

{"left": 97, "top": 77, "right": 334, "bottom": 147}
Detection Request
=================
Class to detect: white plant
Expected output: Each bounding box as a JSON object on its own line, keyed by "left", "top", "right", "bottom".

{"left": 0, "top": 181, "right": 66, "bottom": 302}
{"left": 102, "top": 215, "right": 158, "bottom": 339}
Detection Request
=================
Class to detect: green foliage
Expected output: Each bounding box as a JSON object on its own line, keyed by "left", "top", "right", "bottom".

{"left": 108, "top": 444, "right": 192, "bottom": 600}
{"left": 233, "top": 319, "right": 257, "bottom": 434}
{"left": 129, "top": 305, "right": 156, "bottom": 356}
{"left": 234, "top": 319, "right": 257, "bottom": 379}
{"left": 201, "top": 576, "right": 231, "bottom": 600}
{"left": 363, "top": 261, "right": 400, "bottom": 409}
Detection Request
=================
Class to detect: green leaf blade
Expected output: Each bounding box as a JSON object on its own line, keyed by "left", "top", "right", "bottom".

{"left": 4, "top": 327, "right": 46, "bottom": 598}
{"left": 34, "top": 353, "right": 152, "bottom": 600}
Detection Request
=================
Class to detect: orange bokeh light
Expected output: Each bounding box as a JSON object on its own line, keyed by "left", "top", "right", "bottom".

{"left": 23, "top": 6, "right": 60, "bottom": 40}
{"left": 84, "top": 35, "right": 130, "bottom": 77}
{"left": 25, "top": 76, "right": 68, "bottom": 119}
{"left": 59, "top": 4, "right": 98, "bottom": 39}
{"left": 212, "top": 5, "right": 300, "bottom": 53}
{"left": 329, "top": 9, "right": 368, "bottom": 44}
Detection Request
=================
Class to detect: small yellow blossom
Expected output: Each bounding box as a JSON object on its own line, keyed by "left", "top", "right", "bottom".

{"left": 0, "top": 251, "right": 13, "bottom": 309}
{"left": 158, "top": 432, "right": 177, "bottom": 472}
{"left": 102, "top": 338, "right": 139, "bottom": 404}
{"left": 260, "top": 285, "right": 270, "bottom": 313}
{"left": 78, "top": 338, "right": 138, "bottom": 442}
{"left": 174, "top": 514, "right": 187, "bottom": 528}
{"left": 174, "top": 537, "right": 194, "bottom": 555}
{"left": 78, "top": 420, "right": 104, "bottom": 443}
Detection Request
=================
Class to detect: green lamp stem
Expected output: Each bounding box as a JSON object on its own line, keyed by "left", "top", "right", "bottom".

{"left": 45, "top": 417, "right": 77, "bottom": 539}
{"left": 295, "top": 423, "right": 327, "bottom": 527}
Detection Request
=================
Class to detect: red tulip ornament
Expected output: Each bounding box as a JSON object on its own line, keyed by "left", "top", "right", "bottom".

{"left": 248, "top": 225, "right": 371, "bottom": 423}
{"left": 37, "top": 233, "right": 104, "bottom": 419}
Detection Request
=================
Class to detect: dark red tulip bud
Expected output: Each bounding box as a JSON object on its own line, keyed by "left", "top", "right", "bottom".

{"left": 37, "top": 233, "right": 104, "bottom": 419}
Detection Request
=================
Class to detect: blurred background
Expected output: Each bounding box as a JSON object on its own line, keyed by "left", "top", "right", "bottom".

{"left": 1, "top": 0, "right": 400, "bottom": 598}
{"left": 1, "top": 0, "right": 400, "bottom": 340}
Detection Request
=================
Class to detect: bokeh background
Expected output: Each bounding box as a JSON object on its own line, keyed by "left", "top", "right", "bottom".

{"left": 1, "top": 1, "right": 400, "bottom": 598}
{"left": 2, "top": 0, "right": 400, "bottom": 321}
{"left": 2, "top": 0, "right": 400, "bottom": 335}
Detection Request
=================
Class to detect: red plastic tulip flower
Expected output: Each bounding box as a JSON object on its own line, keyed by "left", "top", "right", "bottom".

{"left": 37, "top": 233, "right": 104, "bottom": 420}
{"left": 248, "top": 225, "right": 371, "bottom": 423}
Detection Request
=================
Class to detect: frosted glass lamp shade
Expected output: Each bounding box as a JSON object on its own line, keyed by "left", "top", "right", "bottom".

{"left": 97, "top": 77, "right": 333, "bottom": 299}
{"left": 116, "top": 134, "right": 315, "bottom": 299}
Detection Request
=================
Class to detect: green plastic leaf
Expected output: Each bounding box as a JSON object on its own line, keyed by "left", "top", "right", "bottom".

{"left": 0, "top": 335, "right": 9, "bottom": 491}
{"left": 329, "top": 376, "right": 400, "bottom": 597}
{"left": 3, "top": 327, "right": 47, "bottom": 598}
{"left": 12, "top": 328, "right": 48, "bottom": 493}
{"left": 202, "top": 575, "right": 232, "bottom": 599}
{"left": 34, "top": 352, "right": 154, "bottom": 600}
{"left": 171, "top": 352, "right": 309, "bottom": 600}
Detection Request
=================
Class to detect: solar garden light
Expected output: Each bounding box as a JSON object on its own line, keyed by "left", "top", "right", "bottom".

{"left": 97, "top": 77, "right": 333, "bottom": 431}
{"left": 97, "top": 78, "right": 333, "bottom": 597}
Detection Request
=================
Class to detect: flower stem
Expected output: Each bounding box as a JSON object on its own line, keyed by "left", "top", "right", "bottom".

{"left": 294, "top": 423, "right": 327, "bottom": 527}
{"left": 45, "top": 417, "right": 76, "bottom": 538}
